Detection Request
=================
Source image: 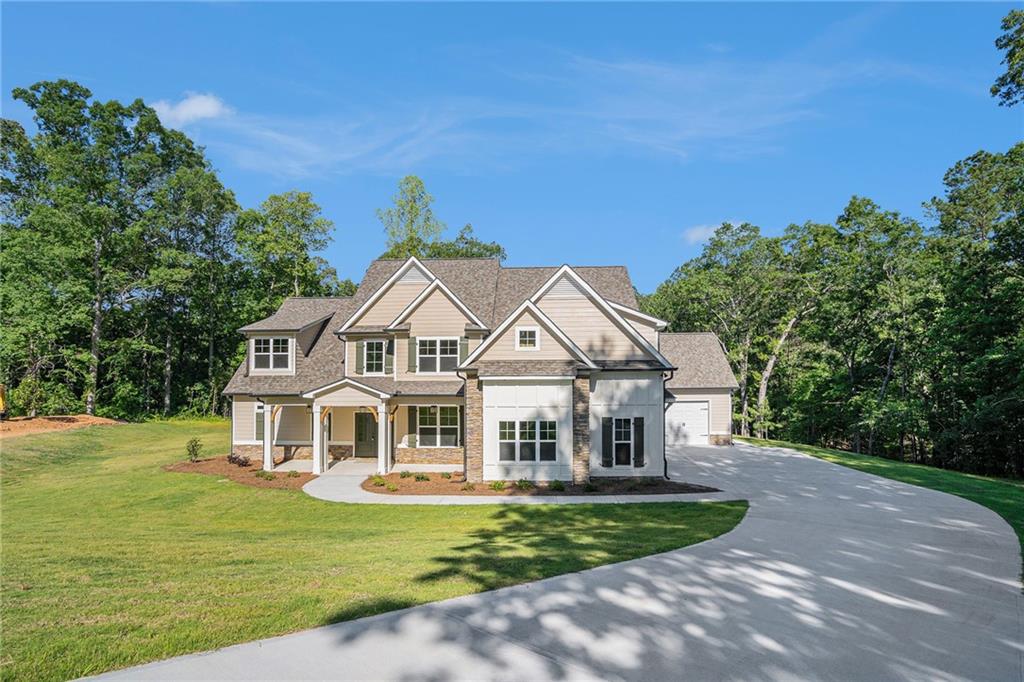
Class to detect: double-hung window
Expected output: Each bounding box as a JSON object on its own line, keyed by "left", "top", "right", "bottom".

{"left": 418, "top": 338, "right": 459, "bottom": 373}
{"left": 515, "top": 326, "right": 539, "bottom": 351}
{"left": 253, "top": 338, "right": 290, "bottom": 371}
{"left": 416, "top": 405, "right": 460, "bottom": 447}
{"left": 364, "top": 340, "right": 385, "bottom": 374}
{"left": 498, "top": 419, "right": 558, "bottom": 462}
{"left": 614, "top": 418, "right": 633, "bottom": 466}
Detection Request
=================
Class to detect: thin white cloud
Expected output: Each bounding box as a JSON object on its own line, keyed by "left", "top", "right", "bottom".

{"left": 682, "top": 220, "right": 745, "bottom": 245}
{"left": 152, "top": 92, "right": 232, "bottom": 128}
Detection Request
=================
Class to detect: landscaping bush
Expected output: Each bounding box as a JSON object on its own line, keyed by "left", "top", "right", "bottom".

{"left": 461, "top": 482, "right": 476, "bottom": 491}
{"left": 414, "top": 473, "right": 430, "bottom": 482}
{"left": 370, "top": 475, "right": 386, "bottom": 487}
{"left": 287, "top": 470, "right": 300, "bottom": 478}
{"left": 399, "top": 470, "right": 412, "bottom": 479}
{"left": 385, "top": 482, "right": 398, "bottom": 491}
{"left": 255, "top": 470, "right": 275, "bottom": 481}
{"left": 440, "top": 472, "right": 452, "bottom": 479}
{"left": 226, "top": 453, "right": 251, "bottom": 467}
{"left": 549, "top": 479, "right": 565, "bottom": 491}
{"left": 583, "top": 482, "right": 598, "bottom": 492}
{"left": 185, "top": 438, "right": 203, "bottom": 463}
{"left": 515, "top": 479, "right": 533, "bottom": 490}
{"left": 489, "top": 480, "right": 506, "bottom": 491}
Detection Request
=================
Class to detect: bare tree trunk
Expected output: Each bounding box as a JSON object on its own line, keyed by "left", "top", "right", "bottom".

{"left": 868, "top": 343, "right": 897, "bottom": 456}
{"left": 86, "top": 237, "right": 102, "bottom": 416}
{"left": 163, "top": 297, "right": 174, "bottom": 415}
{"left": 738, "top": 332, "right": 751, "bottom": 437}
{"left": 756, "top": 315, "right": 798, "bottom": 439}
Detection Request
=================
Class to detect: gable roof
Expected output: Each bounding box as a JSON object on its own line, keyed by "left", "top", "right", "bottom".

{"left": 239, "top": 297, "right": 352, "bottom": 333}
{"left": 387, "top": 278, "right": 486, "bottom": 330}
{"left": 460, "top": 300, "right": 598, "bottom": 370}
{"left": 661, "top": 333, "right": 739, "bottom": 389}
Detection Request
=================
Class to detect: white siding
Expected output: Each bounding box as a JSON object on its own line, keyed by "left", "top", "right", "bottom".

{"left": 482, "top": 380, "right": 573, "bottom": 481}
{"left": 589, "top": 372, "right": 665, "bottom": 477}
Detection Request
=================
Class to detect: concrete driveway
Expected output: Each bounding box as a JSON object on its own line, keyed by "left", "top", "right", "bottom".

{"left": 92, "top": 443, "right": 1022, "bottom": 681}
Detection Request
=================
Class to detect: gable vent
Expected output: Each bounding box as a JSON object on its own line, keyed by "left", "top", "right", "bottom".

{"left": 398, "top": 265, "right": 432, "bottom": 285}
{"left": 546, "top": 275, "right": 585, "bottom": 299}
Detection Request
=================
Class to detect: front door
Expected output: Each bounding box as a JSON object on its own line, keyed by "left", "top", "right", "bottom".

{"left": 354, "top": 412, "right": 378, "bottom": 457}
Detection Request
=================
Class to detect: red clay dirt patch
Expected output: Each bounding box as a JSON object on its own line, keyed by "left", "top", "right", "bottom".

{"left": 165, "top": 456, "right": 315, "bottom": 490}
{"left": 361, "top": 472, "right": 719, "bottom": 496}
{"left": 0, "top": 414, "right": 122, "bottom": 439}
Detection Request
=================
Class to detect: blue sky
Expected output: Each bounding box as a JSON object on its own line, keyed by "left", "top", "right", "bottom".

{"left": 3, "top": 3, "right": 1020, "bottom": 292}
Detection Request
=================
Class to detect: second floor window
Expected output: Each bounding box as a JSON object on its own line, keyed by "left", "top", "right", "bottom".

{"left": 418, "top": 338, "right": 458, "bottom": 373}
{"left": 254, "top": 338, "right": 290, "bottom": 370}
{"left": 364, "top": 340, "right": 385, "bottom": 374}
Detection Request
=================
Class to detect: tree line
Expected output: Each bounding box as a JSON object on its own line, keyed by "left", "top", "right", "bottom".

{"left": 0, "top": 82, "right": 495, "bottom": 419}
{"left": 643, "top": 12, "right": 1024, "bottom": 477}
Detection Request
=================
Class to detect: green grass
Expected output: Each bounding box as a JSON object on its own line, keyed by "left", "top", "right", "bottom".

{"left": 737, "top": 436, "right": 1024, "bottom": 559}
{"left": 1, "top": 421, "right": 747, "bottom": 681}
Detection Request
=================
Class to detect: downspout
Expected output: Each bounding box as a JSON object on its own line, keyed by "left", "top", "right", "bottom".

{"left": 663, "top": 369, "right": 674, "bottom": 480}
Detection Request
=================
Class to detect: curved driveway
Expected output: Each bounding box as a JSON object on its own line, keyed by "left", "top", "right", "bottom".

{"left": 94, "top": 443, "right": 1022, "bottom": 681}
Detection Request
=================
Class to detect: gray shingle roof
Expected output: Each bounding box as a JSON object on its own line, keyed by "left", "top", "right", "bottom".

{"left": 472, "top": 360, "right": 582, "bottom": 377}
{"left": 239, "top": 297, "right": 353, "bottom": 332}
{"left": 660, "top": 333, "right": 739, "bottom": 389}
{"left": 491, "top": 266, "right": 638, "bottom": 324}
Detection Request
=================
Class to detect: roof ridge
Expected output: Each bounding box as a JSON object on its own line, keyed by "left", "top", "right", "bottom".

{"left": 661, "top": 331, "right": 717, "bottom": 336}
{"left": 284, "top": 296, "right": 354, "bottom": 300}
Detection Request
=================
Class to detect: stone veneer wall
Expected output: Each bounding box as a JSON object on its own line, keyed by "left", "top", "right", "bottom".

{"left": 464, "top": 377, "right": 483, "bottom": 482}
{"left": 230, "top": 443, "right": 353, "bottom": 463}
{"left": 395, "top": 447, "right": 463, "bottom": 465}
{"left": 710, "top": 434, "right": 733, "bottom": 446}
{"left": 572, "top": 376, "right": 591, "bottom": 484}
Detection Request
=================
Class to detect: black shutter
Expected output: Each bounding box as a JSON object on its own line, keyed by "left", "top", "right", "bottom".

{"left": 407, "top": 406, "right": 417, "bottom": 447}
{"left": 633, "top": 417, "right": 645, "bottom": 467}
{"left": 601, "top": 417, "right": 613, "bottom": 467}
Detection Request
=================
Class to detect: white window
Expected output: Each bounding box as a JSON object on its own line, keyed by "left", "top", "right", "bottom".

{"left": 497, "top": 419, "right": 557, "bottom": 462}
{"left": 253, "top": 337, "right": 290, "bottom": 371}
{"left": 418, "top": 337, "right": 459, "bottom": 373}
{"left": 364, "top": 340, "right": 385, "bottom": 374}
{"left": 515, "top": 326, "right": 539, "bottom": 351}
{"left": 614, "top": 418, "right": 633, "bottom": 466}
{"left": 415, "top": 405, "right": 460, "bottom": 447}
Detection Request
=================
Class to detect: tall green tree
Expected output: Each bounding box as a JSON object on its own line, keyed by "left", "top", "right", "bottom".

{"left": 377, "top": 175, "right": 445, "bottom": 257}
{"left": 992, "top": 9, "right": 1024, "bottom": 107}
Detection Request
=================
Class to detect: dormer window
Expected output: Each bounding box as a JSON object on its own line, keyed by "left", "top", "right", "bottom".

{"left": 515, "top": 326, "right": 539, "bottom": 351}
{"left": 252, "top": 337, "right": 291, "bottom": 372}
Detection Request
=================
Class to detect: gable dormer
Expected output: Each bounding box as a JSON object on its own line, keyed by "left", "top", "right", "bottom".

{"left": 340, "top": 258, "right": 434, "bottom": 330}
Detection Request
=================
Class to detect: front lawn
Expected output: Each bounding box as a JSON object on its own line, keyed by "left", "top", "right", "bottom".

{"left": 737, "top": 436, "right": 1023, "bottom": 559}
{"left": 1, "top": 420, "right": 747, "bottom": 681}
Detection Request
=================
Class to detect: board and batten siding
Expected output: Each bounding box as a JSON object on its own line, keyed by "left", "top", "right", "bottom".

{"left": 232, "top": 396, "right": 259, "bottom": 443}
{"left": 668, "top": 388, "right": 732, "bottom": 434}
{"left": 351, "top": 282, "right": 428, "bottom": 326}
{"left": 481, "top": 379, "right": 574, "bottom": 481}
{"left": 535, "top": 276, "right": 649, "bottom": 361}
{"left": 475, "top": 309, "right": 574, "bottom": 362}
{"left": 588, "top": 371, "right": 665, "bottom": 477}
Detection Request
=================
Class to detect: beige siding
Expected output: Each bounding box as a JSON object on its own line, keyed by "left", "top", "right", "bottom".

{"left": 406, "top": 287, "right": 472, "bottom": 336}
{"left": 619, "top": 313, "right": 658, "bottom": 346}
{"left": 276, "top": 405, "right": 312, "bottom": 442}
{"left": 352, "top": 282, "right": 427, "bottom": 326}
{"left": 232, "top": 396, "right": 258, "bottom": 443}
{"left": 669, "top": 388, "right": 733, "bottom": 434}
{"left": 536, "top": 283, "right": 649, "bottom": 360}
{"left": 326, "top": 406, "right": 355, "bottom": 442}
{"left": 476, "top": 309, "right": 574, "bottom": 361}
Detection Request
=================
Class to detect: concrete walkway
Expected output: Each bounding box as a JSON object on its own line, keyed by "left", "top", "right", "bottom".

{"left": 302, "top": 454, "right": 738, "bottom": 505}
{"left": 91, "top": 443, "right": 1022, "bottom": 681}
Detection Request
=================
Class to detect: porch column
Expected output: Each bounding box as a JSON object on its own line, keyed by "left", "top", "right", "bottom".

{"left": 262, "top": 403, "right": 273, "bottom": 471}
{"left": 377, "top": 400, "right": 389, "bottom": 475}
{"left": 312, "top": 403, "right": 323, "bottom": 475}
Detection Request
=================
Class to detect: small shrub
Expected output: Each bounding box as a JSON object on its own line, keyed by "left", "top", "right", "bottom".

{"left": 515, "top": 479, "right": 533, "bottom": 490}
{"left": 399, "top": 470, "right": 412, "bottom": 479}
{"left": 583, "top": 482, "right": 598, "bottom": 492}
{"left": 440, "top": 472, "right": 452, "bottom": 479}
{"left": 461, "top": 482, "right": 476, "bottom": 491}
{"left": 386, "top": 482, "right": 398, "bottom": 492}
{"left": 255, "top": 470, "right": 275, "bottom": 481}
{"left": 185, "top": 438, "right": 202, "bottom": 463}
{"left": 549, "top": 479, "right": 565, "bottom": 492}
{"left": 287, "top": 470, "right": 300, "bottom": 478}
{"left": 489, "top": 480, "right": 506, "bottom": 491}
{"left": 371, "top": 475, "right": 386, "bottom": 487}
{"left": 414, "top": 473, "right": 430, "bottom": 482}
{"left": 227, "top": 453, "right": 252, "bottom": 467}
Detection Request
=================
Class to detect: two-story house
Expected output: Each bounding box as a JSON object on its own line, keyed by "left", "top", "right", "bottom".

{"left": 224, "top": 257, "right": 738, "bottom": 483}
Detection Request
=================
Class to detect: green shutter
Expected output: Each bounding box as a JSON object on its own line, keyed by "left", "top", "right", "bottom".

{"left": 408, "top": 337, "right": 417, "bottom": 371}
{"left": 601, "top": 418, "right": 613, "bottom": 467}
{"left": 355, "top": 340, "right": 364, "bottom": 374}
{"left": 459, "top": 405, "right": 465, "bottom": 446}
{"left": 459, "top": 337, "right": 469, "bottom": 363}
{"left": 407, "top": 406, "right": 417, "bottom": 447}
{"left": 384, "top": 339, "right": 394, "bottom": 374}
{"left": 633, "top": 417, "right": 645, "bottom": 467}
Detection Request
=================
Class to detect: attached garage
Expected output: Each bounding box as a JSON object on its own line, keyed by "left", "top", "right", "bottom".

{"left": 665, "top": 399, "right": 709, "bottom": 446}
{"left": 659, "top": 333, "right": 739, "bottom": 447}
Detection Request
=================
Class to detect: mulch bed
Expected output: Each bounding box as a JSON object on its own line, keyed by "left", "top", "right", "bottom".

{"left": 164, "top": 456, "right": 315, "bottom": 490}
{"left": 361, "top": 471, "right": 719, "bottom": 496}
{"left": 0, "top": 414, "right": 122, "bottom": 439}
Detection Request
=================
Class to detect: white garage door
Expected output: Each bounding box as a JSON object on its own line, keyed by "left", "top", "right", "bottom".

{"left": 666, "top": 401, "right": 709, "bottom": 446}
